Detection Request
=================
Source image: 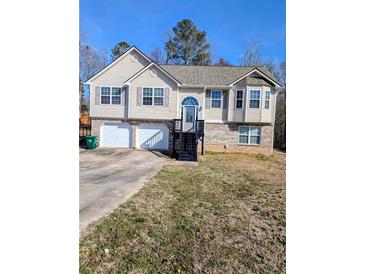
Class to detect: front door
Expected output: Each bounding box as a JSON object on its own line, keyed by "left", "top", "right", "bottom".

{"left": 183, "top": 106, "right": 196, "bottom": 132}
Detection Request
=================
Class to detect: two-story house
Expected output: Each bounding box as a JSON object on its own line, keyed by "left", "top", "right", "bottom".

{"left": 86, "top": 46, "right": 282, "bottom": 159}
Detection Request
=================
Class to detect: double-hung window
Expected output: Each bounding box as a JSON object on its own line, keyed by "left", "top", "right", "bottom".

{"left": 249, "top": 90, "right": 261, "bottom": 108}
{"left": 143, "top": 87, "right": 164, "bottom": 106}
{"left": 112, "top": 87, "right": 122, "bottom": 104}
{"left": 101, "top": 87, "right": 111, "bottom": 104}
{"left": 100, "top": 87, "right": 122, "bottom": 105}
{"left": 153, "top": 88, "right": 164, "bottom": 106}
{"left": 264, "top": 91, "right": 270, "bottom": 109}
{"left": 236, "top": 90, "right": 244, "bottom": 108}
{"left": 211, "top": 90, "right": 222, "bottom": 108}
{"left": 239, "top": 126, "right": 261, "bottom": 145}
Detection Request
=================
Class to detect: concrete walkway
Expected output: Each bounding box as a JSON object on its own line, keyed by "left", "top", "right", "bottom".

{"left": 79, "top": 148, "right": 168, "bottom": 232}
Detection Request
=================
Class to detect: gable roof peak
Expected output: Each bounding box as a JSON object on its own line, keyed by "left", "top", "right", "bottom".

{"left": 124, "top": 62, "right": 182, "bottom": 86}
{"left": 85, "top": 46, "right": 152, "bottom": 84}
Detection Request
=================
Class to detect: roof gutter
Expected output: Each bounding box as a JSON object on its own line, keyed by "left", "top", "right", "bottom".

{"left": 181, "top": 84, "right": 230, "bottom": 89}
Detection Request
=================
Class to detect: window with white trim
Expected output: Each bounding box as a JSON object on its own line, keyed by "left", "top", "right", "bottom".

{"left": 112, "top": 87, "right": 122, "bottom": 104}
{"left": 153, "top": 88, "right": 164, "bottom": 106}
{"left": 239, "top": 126, "right": 261, "bottom": 145}
{"left": 264, "top": 91, "right": 270, "bottom": 109}
{"left": 236, "top": 90, "right": 244, "bottom": 108}
{"left": 211, "top": 90, "right": 222, "bottom": 108}
{"left": 101, "top": 87, "right": 122, "bottom": 105}
{"left": 249, "top": 90, "right": 261, "bottom": 108}
{"left": 143, "top": 87, "right": 164, "bottom": 106}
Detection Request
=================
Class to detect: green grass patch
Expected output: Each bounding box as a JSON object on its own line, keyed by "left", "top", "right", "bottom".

{"left": 80, "top": 152, "right": 286, "bottom": 273}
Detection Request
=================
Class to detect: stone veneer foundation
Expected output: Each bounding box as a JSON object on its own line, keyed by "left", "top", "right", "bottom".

{"left": 91, "top": 118, "right": 273, "bottom": 154}
{"left": 203, "top": 122, "right": 274, "bottom": 154}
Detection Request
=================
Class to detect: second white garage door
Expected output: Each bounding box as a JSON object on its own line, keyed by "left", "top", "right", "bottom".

{"left": 100, "top": 123, "right": 132, "bottom": 148}
{"left": 136, "top": 123, "right": 169, "bottom": 150}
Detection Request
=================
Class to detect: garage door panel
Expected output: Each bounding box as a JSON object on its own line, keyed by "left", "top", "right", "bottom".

{"left": 101, "top": 123, "right": 132, "bottom": 148}
{"left": 136, "top": 124, "right": 169, "bottom": 150}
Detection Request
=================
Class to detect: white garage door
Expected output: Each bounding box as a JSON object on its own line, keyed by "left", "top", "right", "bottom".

{"left": 136, "top": 123, "right": 169, "bottom": 150}
{"left": 100, "top": 123, "right": 132, "bottom": 148}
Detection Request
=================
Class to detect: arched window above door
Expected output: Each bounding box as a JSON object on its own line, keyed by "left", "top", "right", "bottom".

{"left": 181, "top": 96, "right": 199, "bottom": 106}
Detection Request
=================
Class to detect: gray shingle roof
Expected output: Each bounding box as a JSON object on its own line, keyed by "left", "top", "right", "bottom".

{"left": 160, "top": 65, "right": 278, "bottom": 86}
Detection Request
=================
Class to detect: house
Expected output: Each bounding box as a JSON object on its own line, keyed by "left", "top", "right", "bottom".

{"left": 86, "top": 46, "right": 282, "bottom": 160}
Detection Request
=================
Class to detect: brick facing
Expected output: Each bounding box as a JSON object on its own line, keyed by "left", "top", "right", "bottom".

{"left": 204, "top": 123, "right": 273, "bottom": 154}
{"left": 91, "top": 118, "right": 273, "bottom": 154}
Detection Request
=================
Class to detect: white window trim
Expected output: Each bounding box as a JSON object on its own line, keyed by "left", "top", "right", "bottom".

{"left": 238, "top": 126, "right": 261, "bottom": 145}
{"left": 100, "top": 86, "right": 122, "bottom": 105}
{"left": 142, "top": 86, "right": 165, "bottom": 107}
{"left": 235, "top": 89, "right": 244, "bottom": 109}
{"left": 249, "top": 89, "right": 261, "bottom": 109}
{"left": 264, "top": 91, "right": 270, "bottom": 109}
{"left": 210, "top": 90, "right": 222, "bottom": 109}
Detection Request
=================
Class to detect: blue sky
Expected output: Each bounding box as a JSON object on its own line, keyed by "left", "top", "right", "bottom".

{"left": 80, "top": 0, "right": 285, "bottom": 65}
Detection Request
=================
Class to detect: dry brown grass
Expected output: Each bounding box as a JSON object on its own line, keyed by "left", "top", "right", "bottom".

{"left": 80, "top": 152, "right": 286, "bottom": 273}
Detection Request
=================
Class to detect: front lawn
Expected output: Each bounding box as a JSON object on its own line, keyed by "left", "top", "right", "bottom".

{"left": 80, "top": 152, "right": 286, "bottom": 273}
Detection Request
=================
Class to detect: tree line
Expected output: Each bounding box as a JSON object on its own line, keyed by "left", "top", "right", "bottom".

{"left": 80, "top": 18, "right": 286, "bottom": 149}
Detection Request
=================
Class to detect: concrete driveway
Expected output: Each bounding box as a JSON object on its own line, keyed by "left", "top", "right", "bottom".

{"left": 80, "top": 148, "right": 168, "bottom": 232}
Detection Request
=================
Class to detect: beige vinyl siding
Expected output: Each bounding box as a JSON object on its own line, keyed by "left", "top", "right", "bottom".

{"left": 261, "top": 86, "right": 273, "bottom": 123}
{"left": 231, "top": 87, "right": 246, "bottom": 122}
{"left": 229, "top": 84, "right": 277, "bottom": 123}
{"left": 232, "top": 110, "right": 244, "bottom": 122}
{"left": 92, "top": 50, "right": 150, "bottom": 85}
{"left": 271, "top": 92, "right": 277, "bottom": 123}
{"left": 128, "top": 66, "right": 178, "bottom": 120}
{"left": 89, "top": 50, "right": 150, "bottom": 118}
{"left": 231, "top": 74, "right": 277, "bottom": 124}
{"left": 89, "top": 84, "right": 128, "bottom": 118}
{"left": 178, "top": 87, "right": 204, "bottom": 119}
{"left": 245, "top": 86, "right": 262, "bottom": 123}
{"left": 205, "top": 90, "right": 228, "bottom": 122}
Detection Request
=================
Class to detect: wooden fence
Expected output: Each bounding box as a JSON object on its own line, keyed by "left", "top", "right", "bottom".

{"left": 79, "top": 114, "right": 91, "bottom": 147}
{"left": 79, "top": 125, "right": 91, "bottom": 137}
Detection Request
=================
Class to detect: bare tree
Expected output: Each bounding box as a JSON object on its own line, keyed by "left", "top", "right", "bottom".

{"left": 279, "top": 62, "right": 286, "bottom": 86}
{"left": 215, "top": 57, "right": 232, "bottom": 66}
{"left": 80, "top": 45, "right": 106, "bottom": 82}
{"left": 149, "top": 47, "right": 166, "bottom": 64}
{"left": 79, "top": 42, "right": 107, "bottom": 114}
{"left": 263, "top": 60, "right": 281, "bottom": 81}
{"left": 240, "top": 42, "right": 263, "bottom": 66}
{"left": 273, "top": 61, "right": 286, "bottom": 150}
{"left": 274, "top": 91, "right": 286, "bottom": 150}
{"left": 99, "top": 47, "right": 109, "bottom": 67}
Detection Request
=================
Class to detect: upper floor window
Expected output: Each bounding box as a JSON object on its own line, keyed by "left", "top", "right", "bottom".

{"left": 101, "top": 87, "right": 122, "bottom": 105}
{"left": 249, "top": 90, "right": 261, "bottom": 108}
{"left": 264, "top": 91, "right": 270, "bottom": 109}
{"left": 153, "top": 88, "right": 164, "bottom": 106}
{"left": 211, "top": 90, "right": 222, "bottom": 108}
{"left": 239, "top": 126, "right": 261, "bottom": 145}
{"left": 143, "top": 87, "right": 164, "bottom": 106}
{"left": 236, "top": 90, "right": 244, "bottom": 108}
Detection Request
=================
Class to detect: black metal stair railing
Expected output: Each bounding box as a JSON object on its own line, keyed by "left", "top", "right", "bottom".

{"left": 172, "top": 113, "right": 205, "bottom": 161}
